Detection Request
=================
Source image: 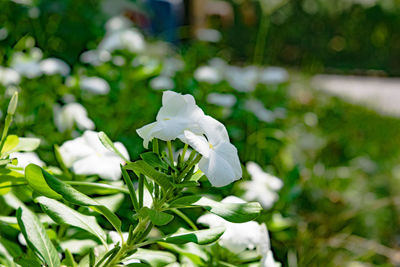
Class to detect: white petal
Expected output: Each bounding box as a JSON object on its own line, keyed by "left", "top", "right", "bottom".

{"left": 198, "top": 115, "right": 229, "bottom": 146}
{"left": 72, "top": 154, "right": 122, "bottom": 180}
{"left": 114, "top": 142, "right": 130, "bottom": 161}
{"left": 182, "top": 130, "right": 210, "bottom": 158}
{"left": 198, "top": 142, "right": 242, "bottom": 187}
{"left": 10, "top": 152, "right": 45, "bottom": 170}
{"left": 136, "top": 122, "right": 159, "bottom": 149}
{"left": 59, "top": 136, "right": 94, "bottom": 167}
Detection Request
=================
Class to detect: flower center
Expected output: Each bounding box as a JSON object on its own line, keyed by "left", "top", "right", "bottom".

{"left": 209, "top": 143, "right": 213, "bottom": 149}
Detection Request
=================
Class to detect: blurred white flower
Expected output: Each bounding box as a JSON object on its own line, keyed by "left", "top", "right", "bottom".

{"left": 80, "top": 50, "right": 112, "bottom": 66}
{"left": 194, "top": 66, "right": 222, "bottom": 84}
{"left": 150, "top": 76, "right": 175, "bottom": 91}
{"left": 59, "top": 130, "right": 129, "bottom": 180}
{"left": 53, "top": 103, "right": 95, "bottom": 132}
{"left": 80, "top": 76, "right": 110, "bottom": 94}
{"left": 245, "top": 99, "right": 275, "bottom": 122}
{"left": 10, "top": 49, "right": 42, "bottom": 78}
{"left": 161, "top": 57, "right": 184, "bottom": 77}
{"left": 40, "top": 58, "right": 70, "bottom": 76}
{"left": 243, "top": 162, "right": 283, "bottom": 209}
{"left": 195, "top": 28, "right": 222, "bottom": 43}
{"left": 207, "top": 93, "right": 236, "bottom": 108}
{"left": 259, "top": 67, "right": 288, "bottom": 85}
{"left": 225, "top": 66, "right": 259, "bottom": 92}
{"left": 0, "top": 67, "right": 21, "bottom": 86}
{"left": 136, "top": 91, "right": 205, "bottom": 149}
{"left": 105, "top": 16, "right": 132, "bottom": 32}
{"left": 10, "top": 152, "right": 45, "bottom": 170}
{"left": 183, "top": 116, "right": 242, "bottom": 187}
{"left": 99, "top": 28, "right": 145, "bottom": 54}
{"left": 198, "top": 196, "right": 280, "bottom": 266}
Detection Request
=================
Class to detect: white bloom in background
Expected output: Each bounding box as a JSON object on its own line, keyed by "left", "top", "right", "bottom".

{"left": 207, "top": 93, "right": 236, "bottom": 108}
{"left": 39, "top": 58, "right": 70, "bottom": 76}
{"left": 195, "top": 28, "right": 222, "bottom": 43}
{"left": 53, "top": 103, "right": 95, "bottom": 132}
{"left": 10, "top": 49, "right": 42, "bottom": 78}
{"left": 98, "top": 28, "right": 145, "bottom": 54}
{"left": 105, "top": 16, "right": 132, "bottom": 32}
{"left": 245, "top": 99, "right": 275, "bottom": 123}
{"left": 183, "top": 116, "right": 242, "bottom": 187}
{"left": 198, "top": 196, "right": 280, "bottom": 266}
{"left": 10, "top": 152, "right": 45, "bottom": 170}
{"left": 194, "top": 66, "right": 222, "bottom": 84}
{"left": 244, "top": 162, "right": 283, "bottom": 209}
{"left": 225, "top": 66, "right": 259, "bottom": 92}
{"left": 80, "top": 76, "right": 110, "bottom": 94}
{"left": 80, "top": 50, "right": 112, "bottom": 66}
{"left": 59, "top": 130, "right": 129, "bottom": 180}
{"left": 150, "top": 76, "right": 175, "bottom": 90}
{"left": 259, "top": 67, "right": 288, "bottom": 85}
{"left": 0, "top": 67, "right": 21, "bottom": 86}
{"left": 137, "top": 91, "right": 205, "bottom": 148}
{"left": 161, "top": 57, "right": 184, "bottom": 77}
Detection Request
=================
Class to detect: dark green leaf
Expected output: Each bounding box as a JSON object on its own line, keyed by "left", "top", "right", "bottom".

{"left": 140, "top": 152, "right": 168, "bottom": 170}
{"left": 125, "top": 160, "right": 173, "bottom": 190}
{"left": 16, "top": 206, "right": 60, "bottom": 267}
{"left": 140, "top": 207, "right": 174, "bottom": 226}
{"left": 170, "top": 196, "right": 262, "bottom": 223}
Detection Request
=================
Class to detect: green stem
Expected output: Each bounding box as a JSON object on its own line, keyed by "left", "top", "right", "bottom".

{"left": 64, "top": 181, "right": 129, "bottom": 194}
{"left": 171, "top": 208, "right": 198, "bottom": 230}
{"left": 152, "top": 139, "right": 159, "bottom": 154}
{"left": 138, "top": 174, "right": 144, "bottom": 208}
{"left": 253, "top": 13, "right": 270, "bottom": 65}
{"left": 181, "top": 144, "right": 189, "bottom": 161}
{"left": 177, "top": 153, "right": 202, "bottom": 181}
{"left": 0, "top": 114, "right": 13, "bottom": 153}
{"left": 167, "top": 141, "right": 174, "bottom": 166}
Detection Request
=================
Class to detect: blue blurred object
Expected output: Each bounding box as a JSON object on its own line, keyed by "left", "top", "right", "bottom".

{"left": 146, "top": 0, "right": 184, "bottom": 43}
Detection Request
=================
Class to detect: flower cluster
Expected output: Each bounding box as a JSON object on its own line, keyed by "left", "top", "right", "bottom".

{"left": 137, "top": 91, "right": 242, "bottom": 187}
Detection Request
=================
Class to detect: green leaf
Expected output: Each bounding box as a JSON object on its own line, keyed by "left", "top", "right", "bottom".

{"left": 36, "top": 196, "right": 107, "bottom": 246}
{"left": 25, "top": 164, "right": 62, "bottom": 200}
{"left": 98, "top": 132, "right": 128, "bottom": 162}
{"left": 170, "top": 196, "right": 262, "bottom": 223}
{"left": 125, "top": 160, "right": 173, "bottom": 190}
{"left": 16, "top": 206, "right": 61, "bottom": 267}
{"left": 25, "top": 164, "right": 121, "bottom": 233}
{"left": 124, "top": 248, "right": 176, "bottom": 267}
{"left": 157, "top": 243, "right": 205, "bottom": 265}
{"left": 140, "top": 152, "right": 168, "bottom": 170}
{"left": 62, "top": 249, "right": 78, "bottom": 267}
{"left": 1, "top": 135, "right": 19, "bottom": 155}
{"left": 7, "top": 92, "right": 18, "bottom": 115}
{"left": 162, "top": 227, "right": 225, "bottom": 245}
{"left": 140, "top": 207, "right": 174, "bottom": 226}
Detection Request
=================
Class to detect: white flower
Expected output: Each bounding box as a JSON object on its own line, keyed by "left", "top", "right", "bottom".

{"left": 11, "top": 49, "right": 42, "bottom": 78}
{"left": 183, "top": 116, "right": 242, "bottom": 187}
{"left": 243, "top": 162, "right": 283, "bottom": 209}
{"left": 53, "top": 103, "right": 95, "bottom": 132}
{"left": 59, "top": 130, "right": 129, "bottom": 180}
{"left": 225, "top": 66, "right": 259, "bottom": 92}
{"left": 0, "top": 67, "right": 21, "bottom": 86}
{"left": 197, "top": 196, "right": 272, "bottom": 254}
{"left": 195, "top": 28, "right": 222, "bottom": 43}
{"left": 9, "top": 152, "right": 45, "bottom": 170}
{"left": 161, "top": 57, "right": 184, "bottom": 77}
{"left": 207, "top": 93, "right": 236, "bottom": 107}
{"left": 259, "top": 67, "right": 288, "bottom": 85}
{"left": 80, "top": 76, "right": 110, "bottom": 94}
{"left": 150, "top": 76, "right": 175, "bottom": 91}
{"left": 136, "top": 91, "right": 205, "bottom": 149}
{"left": 98, "top": 28, "right": 145, "bottom": 54}
{"left": 105, "top": 16, "right": 132, "bottom": 32}
{"left": 80, "top": 50, "right": 111, "bottom": 66}
{"left": 39, "top": 58, "right": 70, "bottom": 76}
{"left": 244, "top": 99, "right": 275, "bottom": 123}
{"left": 194, "top": 66, "right": 222, "bottom": 84}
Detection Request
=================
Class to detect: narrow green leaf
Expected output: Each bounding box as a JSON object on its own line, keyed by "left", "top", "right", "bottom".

{"left": 98, "top": 132, "right": 128, "bottom": 162}
{"left": 125, "top": 160, "right": 173, "bottom": 190}
{"left": 140, "top": 207, "right": 174, "bottom": 226}
{"left": 7, "top": 92, "right": 18, "bottom": 115}
{"left": 25, "top": 164, "right": 121, "bottom": 233}
{"left": 162, "top": 226, "right": 225, "bottom": 245}
{"left": 124, "top": 248, "right": 176, "bottom": 267}
{"left": 62, "top": 249, "right": 78, "bottom": 267}
{"left": 36, "top": 196, "right": 107, "bottom": 246}
{"left": 140, "top": 152, "right": 168, "bottom": 170}
{"left": 24, "top": 164, "right": 62, "bottom": 200}
{"left": 16, "top": 206, "right": 60, "bottom": 267}
{"left": 1, "top": 135, "right": 19, "bottom": 155}
{"left": 170, "top": 196, "right": 262, "bottom": 223}
{"left": 121, "top": 165, "right": 139, "bottom": 212}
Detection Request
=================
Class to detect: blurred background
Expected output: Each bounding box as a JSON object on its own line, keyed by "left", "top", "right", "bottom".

{"left": 1, "top": 0, "right": 400, "bottom": 266}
